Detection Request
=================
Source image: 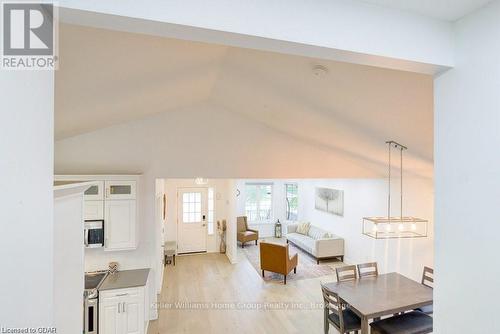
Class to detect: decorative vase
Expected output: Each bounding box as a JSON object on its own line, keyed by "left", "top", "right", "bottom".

{"left": 218, "top": 220, "right": 227, "bottom": 254}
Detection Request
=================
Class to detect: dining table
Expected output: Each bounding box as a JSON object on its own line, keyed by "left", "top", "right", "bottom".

{"left": 323, "top": 272, "right": 433, "bottom": 334}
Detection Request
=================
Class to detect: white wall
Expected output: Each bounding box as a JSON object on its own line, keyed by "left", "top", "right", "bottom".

{"left": 298, "top": 178, "right": 433, "bottom": 281}
{"left": 236, "top": 178, "right": 434, "bottom": 281}
{"left": 0, "top": 71, "right": 54, "bottom": 327}
{"left": 59, "top": 0, "right": 453, "bottom": 74}
{"left": 434, "top": 1, "right": 500, "bottom": 332}
{"left": 53, "top": 184, "right": 89, "bottom": 334}
{"left": 164, "top": 178, "right": 233, "bottom": 253}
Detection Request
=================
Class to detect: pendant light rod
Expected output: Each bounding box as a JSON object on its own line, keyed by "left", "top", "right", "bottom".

{"left": 362, "top": 140, "right": 428, "bottom": 239}
{"left": 385, "top": 140, "right": 407, "bottom": 220}
{"left": 387, "top": 142, "right": 391, "bottom": 221}
{"left": 400, "top": 144, "right": 403, "bottom": 220}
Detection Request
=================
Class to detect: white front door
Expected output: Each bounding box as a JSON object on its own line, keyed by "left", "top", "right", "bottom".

{"left": 177, "top": 188, "right": 208, "bottom": 254}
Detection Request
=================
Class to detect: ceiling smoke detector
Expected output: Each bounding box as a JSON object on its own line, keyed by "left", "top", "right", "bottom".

{"left": 312, "top": 64, "right": 329, "bottom": 77}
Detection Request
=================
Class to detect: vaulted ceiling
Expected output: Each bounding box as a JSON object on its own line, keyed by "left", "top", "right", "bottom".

{"left": 55, "top": 24, "right": 228, "bottom": 139}
{"left": 55, "top": 24, "right": 434, "bottom": 178}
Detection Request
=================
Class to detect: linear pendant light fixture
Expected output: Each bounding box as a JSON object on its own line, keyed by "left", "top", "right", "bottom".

{"left": 362, "top": 141, "right": 428, "bottom": 239}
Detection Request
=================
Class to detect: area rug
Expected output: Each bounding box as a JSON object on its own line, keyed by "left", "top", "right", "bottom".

{"left": 241, "top": 237, "right": 345, "bottom": 283}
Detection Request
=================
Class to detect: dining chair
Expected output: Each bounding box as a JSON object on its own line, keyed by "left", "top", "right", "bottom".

{"left": 370, "top": 311, "right": 433, "bottom": 334}
{"left": 356, "top": 262, "right": 378, "bottom": 278}
{"left": 421, "top": 266, "right": 433, "bottom": 288}
{"left": 335, "top": 265, "right": 357, "bottom": 282}
{"left": 415, "top": 266, "right": 434, "bottom": 315}
{"left": 320, "top": 283, "right": 361, "bottom": 334}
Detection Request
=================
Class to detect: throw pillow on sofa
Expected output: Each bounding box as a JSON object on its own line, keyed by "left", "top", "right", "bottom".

{"left": 296, "top": 222, "right": 311, "bottom": 235}
{"left": 308, "top": 226, "right": 328, "bottom": 240}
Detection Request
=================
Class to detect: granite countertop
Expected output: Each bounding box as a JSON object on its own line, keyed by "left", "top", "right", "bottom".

{"left": 99, "top": 268, "right": 150, "bottom": 291}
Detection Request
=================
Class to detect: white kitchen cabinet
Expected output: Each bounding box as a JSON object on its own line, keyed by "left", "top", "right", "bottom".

{"left": 55, "top": 175, "right": 139, "bottom": 252}
{"left": 99, "top": 287, "right": 145, "bottom": 334}
{"left": 84, "top": 200, "right": 104, "bottom": 220}
{"left": 105, "top": 200, "right": 136, "bottom": 250}
{"left": 105, "top": 181, "right": 136, "bottom": 200}
{"left": 100, "top": 295, "right": 122, "bottom": 334}
{"left": 84, "top": 181, "right": 104, "bottom": 200}
{"left": 122, "top": 292, "right": 144, "bottom": 334}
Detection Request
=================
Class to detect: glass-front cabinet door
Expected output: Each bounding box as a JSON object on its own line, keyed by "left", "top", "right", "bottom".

{"left": 84, "top": 181, "right": 104, "bottom": 201}
{"left": 105, "top": 181, "right": 136, "bottom": 200}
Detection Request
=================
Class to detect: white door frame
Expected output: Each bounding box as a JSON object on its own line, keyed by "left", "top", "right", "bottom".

{"left": 176, "top": 187, "right": 208, "bottom": 254}
{"left": 155, "top": 193, "right": 165, "bottom": 292}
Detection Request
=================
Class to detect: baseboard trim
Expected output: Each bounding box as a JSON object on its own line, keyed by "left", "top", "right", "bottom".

{"left": 226, "top": 252, "right": 238, "bottom": 264}
{"left": 178, "top": 250, "right": 207, "bottom": 255}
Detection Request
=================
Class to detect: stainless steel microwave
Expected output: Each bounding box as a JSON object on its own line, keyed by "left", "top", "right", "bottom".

{"left": 84, "top": 220, "right": 104, "bottom": 248}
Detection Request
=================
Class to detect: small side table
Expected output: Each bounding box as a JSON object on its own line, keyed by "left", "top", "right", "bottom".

{"left": 164, "top": 241, "right": 176, "bottom": 266}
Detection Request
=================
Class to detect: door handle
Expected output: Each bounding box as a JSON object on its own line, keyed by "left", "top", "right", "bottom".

{"left": 122, "top": 302, "right": 126, "bottom": 313}
{"left": 118, "top": 303, "right": 121, "bottom": 313}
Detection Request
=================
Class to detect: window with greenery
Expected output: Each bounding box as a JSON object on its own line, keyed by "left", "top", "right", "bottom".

{"left": 245, "top": 183, "right": 273, "bottom": 223}
{"left": 285, "top": 183, "right": 298, "bottom": 221}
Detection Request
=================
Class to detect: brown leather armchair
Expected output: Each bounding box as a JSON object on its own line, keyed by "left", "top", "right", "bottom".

{"left": 260, "top": 242, "right": 298, "bottom": 284}
{"left": 237, "top": 216, "right": 259, "bottom": 248}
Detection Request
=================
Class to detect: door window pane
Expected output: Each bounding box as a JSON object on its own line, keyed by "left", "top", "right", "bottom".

{"left": 182, "top": 192, "right": 202, "bottom": 223}
{"left": 84, "top": 185, "right": 99, "bottom": 195}
{"left": 110, "top": 185, "right": 131, "bottom": 195}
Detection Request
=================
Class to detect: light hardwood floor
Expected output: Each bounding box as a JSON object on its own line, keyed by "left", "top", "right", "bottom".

{"left": 148, "top": 251, "right": 338, "bottom": 334}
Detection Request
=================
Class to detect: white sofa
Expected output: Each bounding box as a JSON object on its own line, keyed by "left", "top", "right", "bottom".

{"left": 286, "top": 223, "right": 344, "bottom": 264}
